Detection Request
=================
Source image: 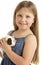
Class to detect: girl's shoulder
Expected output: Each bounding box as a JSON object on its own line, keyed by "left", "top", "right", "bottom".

{"left": 25, "top": 33, "right": 37, "bottom": 42}
{"left": 24, "top": 33, "right": 37, "bottom": 48}
{"left": 25, "top": 33, "right": 36, "bottom": 39}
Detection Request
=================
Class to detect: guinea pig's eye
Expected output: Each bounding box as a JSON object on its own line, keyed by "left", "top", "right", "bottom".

{"left": 7, "top": 38, "right": 12, "bottom": 45}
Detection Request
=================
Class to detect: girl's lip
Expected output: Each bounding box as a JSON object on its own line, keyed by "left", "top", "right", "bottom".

{"left": 19, "top": 23, "right": 26, "bottom": 25}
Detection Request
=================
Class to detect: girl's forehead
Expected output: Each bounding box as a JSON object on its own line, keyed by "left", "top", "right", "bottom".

{"left": 16, "top": 7, "right": 33, "bottom": 14}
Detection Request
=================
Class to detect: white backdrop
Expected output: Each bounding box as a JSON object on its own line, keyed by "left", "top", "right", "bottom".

{"left": 0, "top": 0, "right": 43, "bottom": 65}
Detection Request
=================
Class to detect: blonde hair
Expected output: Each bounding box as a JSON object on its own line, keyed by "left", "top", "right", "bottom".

{"left": 13, "top": 1, "right": 39, "bottom": 64}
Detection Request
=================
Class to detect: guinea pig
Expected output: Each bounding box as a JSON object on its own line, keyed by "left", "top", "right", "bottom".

{"left": 0, "top": 35, "right": 16, "bottom": 57}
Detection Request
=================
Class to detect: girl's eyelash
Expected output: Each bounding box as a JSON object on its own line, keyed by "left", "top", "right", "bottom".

{"left": 26, "top": 16, "right": 30, "bottom": 18}
{"left": 17, "top": 14, "right": 30, "bottom": 18}
{"left": 17, "top": 14, "right": 22, "bottom": 17}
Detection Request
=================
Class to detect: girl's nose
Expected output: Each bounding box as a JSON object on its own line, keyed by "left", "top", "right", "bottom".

{"left": 21, "top": 17, "right": 26, "bottom": 23}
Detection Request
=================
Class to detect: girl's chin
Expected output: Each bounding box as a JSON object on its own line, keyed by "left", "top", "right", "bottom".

{"left": 19, "top": 28, "right": 28, "bottom": 30}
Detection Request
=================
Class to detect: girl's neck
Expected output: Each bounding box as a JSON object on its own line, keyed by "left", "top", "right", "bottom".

{"left": 17, "top": 28, "right": 31, "bottom": 33}
{"left": 16, "top": 28, "right": 33, "bottom": 35}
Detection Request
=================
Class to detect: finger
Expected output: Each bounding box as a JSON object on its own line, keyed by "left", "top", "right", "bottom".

{"left": 0, "top": 38, "right": 5, "bottom": 43}
{"left": 2, "top": 38, "right": 6, "bottom": 42}
{"left": 0, "top": 40, "right": 3, "bottom": 45}
{"left": 0, "top": 41, "right": 2, "bottom": 48}
{"left": 0, "top": 41, "right": 1, "bottom": 45}
{"left": 0, "top": 42, "right": 1, "bottom": 47}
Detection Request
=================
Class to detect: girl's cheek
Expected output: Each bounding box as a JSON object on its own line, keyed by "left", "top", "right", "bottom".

{"left": 28, "top": 18, "right": 34, "bottom": 23}
{"left": 16, "top": 17, "right": 21, "bottom": 22}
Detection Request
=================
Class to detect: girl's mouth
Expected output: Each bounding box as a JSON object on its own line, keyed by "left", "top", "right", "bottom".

{"left": 19, "top": 23, "right": 26, "bottom": 25}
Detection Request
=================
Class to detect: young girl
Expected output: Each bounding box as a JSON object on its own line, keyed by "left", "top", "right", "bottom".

{"left": 0, "top": 1, "right": 39, "bottom": 65}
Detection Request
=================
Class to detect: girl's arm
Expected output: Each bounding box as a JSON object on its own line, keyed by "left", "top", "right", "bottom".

{"left": 0, "top": 35, "right": 37, "bottom": 65}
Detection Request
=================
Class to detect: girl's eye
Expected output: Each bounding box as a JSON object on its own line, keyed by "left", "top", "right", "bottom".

{"left": 17, "top": 14, "right": 22, "bottom": 17}
{"left": 26, "top": 16, "right": 30, "bottom": 18}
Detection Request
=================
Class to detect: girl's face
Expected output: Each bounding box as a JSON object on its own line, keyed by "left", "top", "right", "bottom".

{"left": 16, "top": 7, "right": 34, "bottom": 30}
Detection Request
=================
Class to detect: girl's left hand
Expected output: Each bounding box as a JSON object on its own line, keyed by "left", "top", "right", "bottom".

{"left": 0, "top": 38, "right": 12, "bottom": 53}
